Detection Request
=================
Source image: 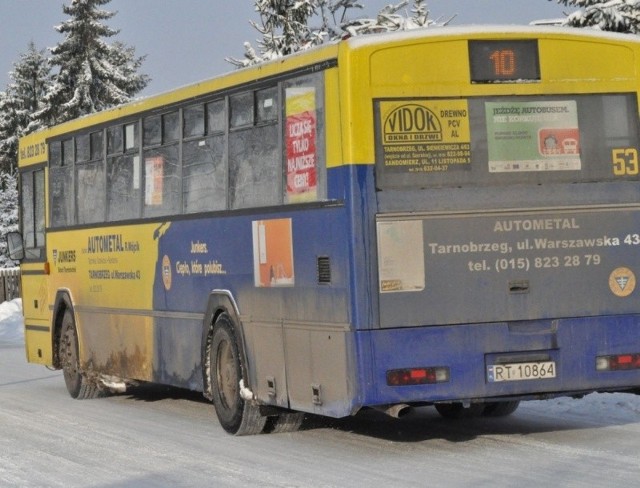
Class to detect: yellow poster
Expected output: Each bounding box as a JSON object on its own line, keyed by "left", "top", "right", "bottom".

{"left": 378, "top": 99, "right": 471, "bottom": 173}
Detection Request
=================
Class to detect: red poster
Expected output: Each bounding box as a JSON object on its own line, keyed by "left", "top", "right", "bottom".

{"left": 285, "top": 88, "right": 317, "bottom": 202}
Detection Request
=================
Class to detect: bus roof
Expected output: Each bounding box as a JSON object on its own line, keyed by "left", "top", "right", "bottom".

{"left": 19, "top": 24, "right": 640, "bottom": 167}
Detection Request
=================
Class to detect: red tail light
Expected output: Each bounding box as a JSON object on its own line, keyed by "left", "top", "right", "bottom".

{"left": 386, "top": 367, "right": 450, "bottom": 386}
{"left": 596, "top": 353, "right": 640, "bottom": 371}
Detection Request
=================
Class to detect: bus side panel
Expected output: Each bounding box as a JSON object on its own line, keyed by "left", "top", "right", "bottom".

{"left": 150, "top": 204, "right": 356, "bottom": 414}
{"left": 153, "top": 316, "right": 203, "bottom": 390}
{"left": 20, "top": 265, "right": 52, "bottom": 365}
{"left": 359, "top": 315, "right": 640, "bottom": 407}
{"left": 76, "top": 311, "right": 155, "bottom": 382}
{"left": 47, "top": 223, "right": 162, "bottom": 381}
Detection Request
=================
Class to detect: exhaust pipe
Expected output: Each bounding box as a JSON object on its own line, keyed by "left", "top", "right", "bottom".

{"left": 374, "top": 403, "right": 412, "bottom": 418}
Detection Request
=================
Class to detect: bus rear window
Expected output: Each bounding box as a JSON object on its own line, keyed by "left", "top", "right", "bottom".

{"left": 374, "top": 93, "right": 640, "bottom": 189}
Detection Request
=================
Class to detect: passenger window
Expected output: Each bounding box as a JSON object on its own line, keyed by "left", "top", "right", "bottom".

{"left": 125, "top": 123, "right": 138, "bottom": 152}
{"left": 143, "top": 115, "right": 161, "bottom": 147}
{"left": 230, "top": 92, "right": 254, "bottom": 128}
{"left": 163, "top": 112, "right": 180, "bottom": 143}
{"left": 256, "top": 87, "right": 278, "bottom": 123}
{"left": 62, "top": 138, "right": 74, "bottom": 166}
{"left": 207, "top": 100, "right": 226, "bottom": 134}
{"left": 184, "top": 105, "right": 205, "bottom": 138}
{"left": 107, "top": 126, "right": 123, "bottom": 155}
{"left": 76, "top": 134, "right": 90, "bottom": 162}
{"left": 90, "top": 131, "right": 103, "bottom": 160}
{"left": 76, "top": 161, "right": 106, "bottom": 224}
{"left": 49, "top": 141, "right": 62, "bottom": 166}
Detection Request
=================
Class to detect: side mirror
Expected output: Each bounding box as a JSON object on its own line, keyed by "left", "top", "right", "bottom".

{"left": 6, "top": 232, "right": 25, "bottom": 261}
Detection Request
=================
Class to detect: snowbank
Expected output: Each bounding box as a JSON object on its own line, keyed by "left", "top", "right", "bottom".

{"left": 0, "top": 298, "right": 24, "bottom": 346}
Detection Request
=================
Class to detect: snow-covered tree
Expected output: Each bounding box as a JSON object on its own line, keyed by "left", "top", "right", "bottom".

{"left": 0, "top": 42, "right": 52, "bottom": 173}
{"left": 247, "top": 0, "right": 318, "bottom": 62}
{"left": 553, "top": 0, "right": 640, "bottom": 33}
{"left": 37, "top": 0, "right": 149, "bottom": 126}
{"left": 341, "top": 0, "right": 443, "bottom": 36}
{"left": 229, "top": 0, "right": 451, "bottom": 67}
{"left": 0, "top": 171, "right": 19, "bottom": 268}
{"left": 0, "top": 92, "right": 19, "bottom": 175}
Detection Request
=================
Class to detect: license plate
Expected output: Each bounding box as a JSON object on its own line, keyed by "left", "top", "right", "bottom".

{"left": 487, "top": 361, "right": 556, "bottom": 382}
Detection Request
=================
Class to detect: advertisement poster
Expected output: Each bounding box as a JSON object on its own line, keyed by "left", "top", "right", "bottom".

{"left": 252, "top": 218, "right": 295, "bottom": 287}
{"left": 285, "top": 87, "right": 317, "bottom": 202}
{"left": 485, "top": 100, "right": 581, "bottom": 173}
{"left": 377, "top": 220, "right": 425, "bottom": 293}
{"left": 145, "top": 156, "right": 164, "bottom": 205}
{"left": 377, "top": 99, "right": 471, "bottom": 174}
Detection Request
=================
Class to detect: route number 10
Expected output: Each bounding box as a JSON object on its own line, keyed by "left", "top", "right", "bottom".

{"left": 489, "top": 49, "right": 516, "bottom": 76}
{"left": 612, "top": 148, "right": 640, "bottom": 176}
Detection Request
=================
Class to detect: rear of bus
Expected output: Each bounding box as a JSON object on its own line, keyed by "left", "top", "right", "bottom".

{"left": 345, "top": 27, "right": 640, "bottom": 412}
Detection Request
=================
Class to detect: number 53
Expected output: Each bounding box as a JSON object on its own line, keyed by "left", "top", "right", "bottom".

{"left": 612, "top": 148, "right": 639, "bottom": 176}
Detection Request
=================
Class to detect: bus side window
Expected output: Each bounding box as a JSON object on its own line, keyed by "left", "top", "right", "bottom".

{"left": 283, "top": 72, "right": 326, "bottom": 204}
{"left": 183, "top": 101, "right": 227, "bottom": 214}
{"left": 143, "top": 111, "right": 181, "bottom": 217}
{"left": 229, "top": 89, "right": 280, "bottom": 209}
{"left": 49, "top": 139, "right": 74, "bottom": 227}
{"left": 77, "top": 130, "right": 106, "bottom": 225}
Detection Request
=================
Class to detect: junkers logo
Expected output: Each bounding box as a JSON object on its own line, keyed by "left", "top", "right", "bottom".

{"left": 383, "top": 104, "right": 443, "bottom": 144}
{"left": 52, "top": 249, "right": 76, "bottom": 266}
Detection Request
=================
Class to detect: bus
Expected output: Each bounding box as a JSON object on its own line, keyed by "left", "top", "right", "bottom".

{"left": 8, "top": 26, "right": 640, "bottom": 435}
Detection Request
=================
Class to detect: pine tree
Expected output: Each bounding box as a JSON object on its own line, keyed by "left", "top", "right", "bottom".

{"left": 0, "top": 91, "right": 20, "bottom": 174}
{"left": 0, "top": 42, "right": 52, "bottom": 173}
{"left": 0, "top": 171, "right": 18, "bottom": 268}
{"left": 232, "top": 0, "right": 318, "bottom": 66}
{"left": 553, "top": 0, "right": 640, "bottom": 33}
{"left": 37, "top": 0, "right": 149, "bottom": 125}
{"left": 229, "top": 0, "right": 448, "bottom": 67}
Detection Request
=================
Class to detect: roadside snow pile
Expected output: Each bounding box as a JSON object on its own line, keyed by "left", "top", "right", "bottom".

{"left": 0, "top": 298, "right": 23, "bottom": 346}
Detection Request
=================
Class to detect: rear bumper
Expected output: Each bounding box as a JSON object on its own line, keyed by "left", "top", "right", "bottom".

{"left": 358, "top": 314, "right": 640, "bottom": 407}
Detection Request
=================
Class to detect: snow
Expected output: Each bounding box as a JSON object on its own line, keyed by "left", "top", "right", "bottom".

{"left": 345, "top": 23, "right": 640, "bottom": 49}
{"left": 1, "top": 295, "right": 640, "bottom": 486}
{"left": 0, "top": 298, "right": 23, "bottom": 346}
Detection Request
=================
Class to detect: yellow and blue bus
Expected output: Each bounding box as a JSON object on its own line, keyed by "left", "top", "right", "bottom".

{"left": 9, "top": 26, "right": 640, "bottom": 434}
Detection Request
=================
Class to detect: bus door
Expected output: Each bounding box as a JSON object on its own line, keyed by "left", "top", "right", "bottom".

{"left": 16, "top": 167, "right": 51, "bottom": 364}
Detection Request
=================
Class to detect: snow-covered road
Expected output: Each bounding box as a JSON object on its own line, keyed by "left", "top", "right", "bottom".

{"left": 2, "top": 339, "right": 640, "bottom": 487}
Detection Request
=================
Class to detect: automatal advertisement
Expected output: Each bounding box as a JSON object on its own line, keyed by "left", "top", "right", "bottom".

{"left": 49, "top": 224, "right": 161, "bottom": 310}
{"left": 377, "top": 99, "right": 471, "bottom": 174}
{"left": 286, "top": 87, "right": 317, "bottom": 203}
{"left": 486, "top": 100, "right": 581, "bottom": 173}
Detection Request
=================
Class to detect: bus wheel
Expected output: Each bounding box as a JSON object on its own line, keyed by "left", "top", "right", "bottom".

{"left": 434, "top": 402, "right": 485, "bottom": 419}
{"left": 264, "top": 412, "right": 305, "bottom": 434}
{"left": 210, "top": 314, "right": 266, "bottom": 435}
{"left": 483, "top": 401, "right": 520, "bottom": 417}
{"left": 59, "top": 309, "right": 102, "bottom": 400}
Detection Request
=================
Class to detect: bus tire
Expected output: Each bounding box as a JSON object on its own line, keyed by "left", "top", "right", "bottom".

{"left": 264, "top": 412, "right": 305, "bottom": 434}
{"left": 58, "top": 309, "right": 103, "bottom": 400}
{"left": 210, "top": 314, "right": 266, "bottom": 435}
{"left": 434, "top": 402, "right": 485, "bottom": 419}
{"left": 483, "top": 401, "right": 520, "bottom": 417}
